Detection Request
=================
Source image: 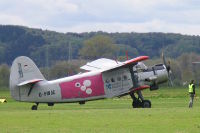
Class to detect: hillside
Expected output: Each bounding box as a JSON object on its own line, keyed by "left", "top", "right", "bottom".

{"left": 0, "top": 25, "right": 200, "bottom": 66}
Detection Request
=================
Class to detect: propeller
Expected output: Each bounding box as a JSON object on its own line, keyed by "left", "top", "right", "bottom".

{"left": 162, "top": 52, "right": 173, "bottom": 86}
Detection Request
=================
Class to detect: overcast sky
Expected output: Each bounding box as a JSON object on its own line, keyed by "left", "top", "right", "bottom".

{"left": 0, "top": 0, "right": 200, "bottom": 35}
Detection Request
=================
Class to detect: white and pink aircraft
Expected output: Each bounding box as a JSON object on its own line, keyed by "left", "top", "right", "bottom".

{"left": 10, "top": 55, "right": 171, "bottom": 110}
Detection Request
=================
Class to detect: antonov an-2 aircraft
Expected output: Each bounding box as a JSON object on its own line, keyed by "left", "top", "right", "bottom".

{"left": 10, "top": 54, "right": 172, "bottom": 110}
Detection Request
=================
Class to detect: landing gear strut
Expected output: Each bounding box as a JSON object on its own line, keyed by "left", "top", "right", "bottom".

{"left": 31, "top": 103, "right": 39, "bottom": 110}
{"left": 130, "top": 91, "right": 151, "bottom": 108}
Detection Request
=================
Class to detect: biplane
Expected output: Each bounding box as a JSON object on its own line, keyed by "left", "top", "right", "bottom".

{"left": 10, "top": 54, "right": 172, "bottom": 110}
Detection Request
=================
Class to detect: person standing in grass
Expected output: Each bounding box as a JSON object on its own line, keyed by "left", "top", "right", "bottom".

{"left": 188, "top": 80, "right": 195, "bottom": 108}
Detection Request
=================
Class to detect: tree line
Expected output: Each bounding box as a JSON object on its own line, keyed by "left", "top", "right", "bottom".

{"left": 1, "top": 25, "right": 200, "bottom": 66}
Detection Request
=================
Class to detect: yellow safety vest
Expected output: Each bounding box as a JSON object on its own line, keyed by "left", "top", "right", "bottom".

{"left": 188, "top": 84, "right": 194, "bottom": 93}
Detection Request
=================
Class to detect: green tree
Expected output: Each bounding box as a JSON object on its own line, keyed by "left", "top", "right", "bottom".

{"left": 176, "top": 53, "right": 200, "bottom": 85}
{"left": 41, "top": 60, "right": 86, "bottom": 80}
{"left": 0, "top": 64, "right": 10, "bottom": 88}
{"left": 79, "top": 35, "right": 118, "bottom": 59}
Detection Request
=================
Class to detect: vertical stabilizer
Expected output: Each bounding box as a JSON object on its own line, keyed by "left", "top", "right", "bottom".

{"left": 9, "top": 56, "right": 45, "bottom": 100}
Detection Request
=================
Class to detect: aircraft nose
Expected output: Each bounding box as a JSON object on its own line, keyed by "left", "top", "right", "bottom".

{"left": 152, "top": 64, "right": 168, "bottom": 84}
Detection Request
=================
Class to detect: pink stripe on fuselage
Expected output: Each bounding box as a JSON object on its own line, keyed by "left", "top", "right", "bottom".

{"left": 59, "top": 74, "right": 105, "bottom": 99}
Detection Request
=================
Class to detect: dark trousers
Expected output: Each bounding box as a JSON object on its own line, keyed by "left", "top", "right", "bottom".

{"left": 189, "top": 93, "right": 194, "bottom": 108}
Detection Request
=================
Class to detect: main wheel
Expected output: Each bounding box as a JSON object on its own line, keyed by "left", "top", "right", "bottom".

{"left": 31, "top": 105, "right": 38, "bottom": 110}
{"left": 142, "top": 100, "right": 151, "bottom": 108}
{"left": 132, "top": 99, "right": 143, "bottom": 108}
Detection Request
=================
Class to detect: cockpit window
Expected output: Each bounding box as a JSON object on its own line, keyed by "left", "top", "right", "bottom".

{"left": 133, "top": 62, "right": 147, "bottom": 71}
{"left": 154, "top": 65, "right": 165, "bottom": 70}
{"left": 123, "top": 75, "right": 128, "bottom": 80}
{"left": 143, "top": 64, "right": 165, "bottom": 72}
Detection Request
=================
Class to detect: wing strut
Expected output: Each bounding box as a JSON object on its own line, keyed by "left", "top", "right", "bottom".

{"left": 27, "top": 83, "right": 35, "bottom": 96}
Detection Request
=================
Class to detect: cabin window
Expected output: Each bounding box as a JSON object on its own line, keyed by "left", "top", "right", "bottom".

{"left": 117, "top": 76, "right": 121, "bottom": 81}
{"left": 105, "top": 79, "right": 110, "bottom": 83}
{"left": 123, "top": 75, "right": 128, "bottom": 80}
{"left": 75, "top": 82, "right": 81, "bottom": 87}
{"left": 111, "top": 77, "right": 115, "bottom": 82}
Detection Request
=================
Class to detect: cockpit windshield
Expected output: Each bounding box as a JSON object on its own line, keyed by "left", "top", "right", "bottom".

{"left": 133, "top": 62, "right": 148, "bottom": 71}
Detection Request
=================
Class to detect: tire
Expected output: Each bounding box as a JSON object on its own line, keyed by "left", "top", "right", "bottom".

{"left": 142, "top": 100, "right": 151, "bottom": 108}
{"left": 48, "top": 103, "right": 54, "bottom": 106}
{"left": 132, "top": 101, "right": 138, "bottom": 108}
{"left": 31, "top": 105, "right": 38, "bottom": 110}
{"left": 132, "top": 99, "right": 142, "bottom": 108}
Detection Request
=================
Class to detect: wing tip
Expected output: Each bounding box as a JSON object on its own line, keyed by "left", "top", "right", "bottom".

{"left": 125, "top": 56, "right": 149, "bottom": 65}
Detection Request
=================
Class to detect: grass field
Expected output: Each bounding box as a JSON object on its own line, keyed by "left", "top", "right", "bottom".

{"left": 1, "top": 87, "right": 200, "bottom": 133}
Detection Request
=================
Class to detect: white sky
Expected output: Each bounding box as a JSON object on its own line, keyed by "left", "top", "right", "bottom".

{"left": 0, "top": 0, "right": 200, "bottom": 35}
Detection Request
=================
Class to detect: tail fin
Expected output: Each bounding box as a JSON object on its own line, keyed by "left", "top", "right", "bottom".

{"left": 9, "top": 56, "right": 45, "bottom": 100}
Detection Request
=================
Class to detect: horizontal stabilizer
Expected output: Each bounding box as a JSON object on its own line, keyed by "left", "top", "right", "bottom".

{"left": 17, "top": 79, "right": 43, "bottom": 86}
{"left": 0, "top": 99, "right": 7, "bottom": 103}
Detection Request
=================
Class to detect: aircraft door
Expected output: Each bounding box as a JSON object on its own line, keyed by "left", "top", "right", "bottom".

{"left": 103, "top": 68, "right": 133, "bottom": 97}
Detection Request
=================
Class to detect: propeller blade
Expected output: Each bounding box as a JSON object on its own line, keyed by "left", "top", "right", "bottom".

{"left": 162, "top": 52, "right": 173, "bottom": 86}
{"left": 162, "top": 52, "right": 167, "bottom": 67}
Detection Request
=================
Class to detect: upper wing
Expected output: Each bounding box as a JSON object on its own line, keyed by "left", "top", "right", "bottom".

{"left": 80, "top": 56, "right": 149, "bottom": 72}
{"left": 80, "top": 58, "right": 123, "bottom": 71}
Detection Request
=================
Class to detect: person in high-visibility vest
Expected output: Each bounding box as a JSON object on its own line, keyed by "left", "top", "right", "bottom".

{"left": 188, "top": 80, "right": 195, "bottom": 108}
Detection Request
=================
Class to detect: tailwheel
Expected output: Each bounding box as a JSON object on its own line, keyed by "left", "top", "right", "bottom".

{"left": 142, "top": 100, "right": 151, "bottom": 108}
{"left": 31, "top": 103, "right": 39, "bottom": 110}
{"left": 31, "top": 105, "right": 37, "bottom": 110}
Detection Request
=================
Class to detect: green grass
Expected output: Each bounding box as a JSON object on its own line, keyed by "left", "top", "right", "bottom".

{"left": 1, "top": 87, "right": 200, "bottom": 133}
